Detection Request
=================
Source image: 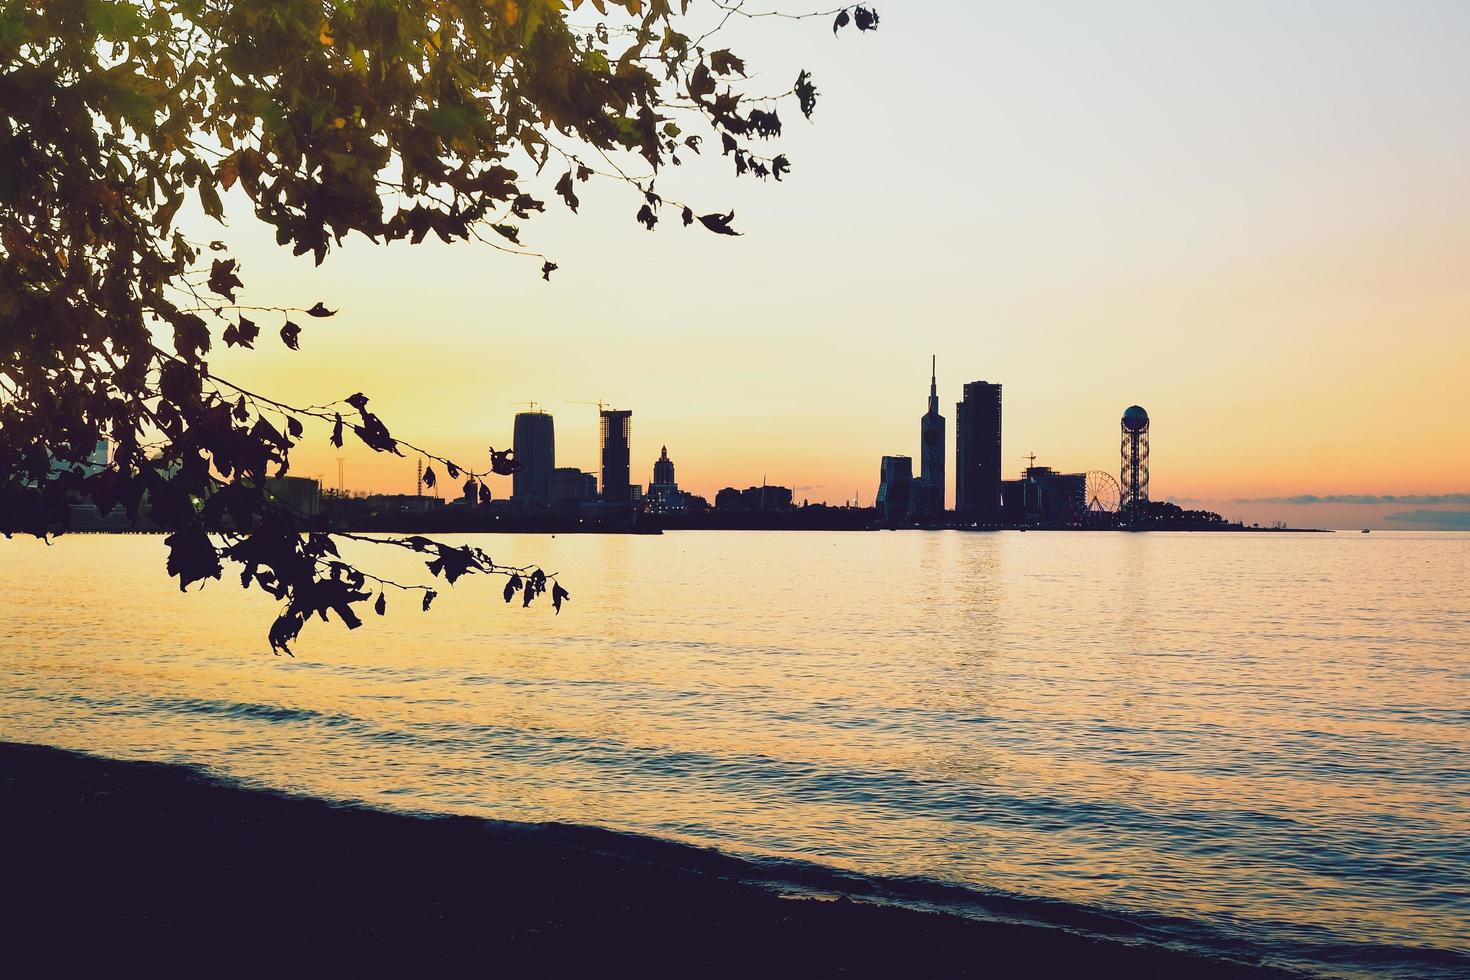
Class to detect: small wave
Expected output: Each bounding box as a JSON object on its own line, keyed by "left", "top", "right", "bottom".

{"left": 149, "top": 695, "right": 337, "bottom": 726}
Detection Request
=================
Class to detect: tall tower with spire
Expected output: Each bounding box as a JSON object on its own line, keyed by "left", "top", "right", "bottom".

{"left": 652, "top": 445, "right": 675, "bottom": 486}
{"left": 918, "top": 355, "right": 946, "bottom": 515}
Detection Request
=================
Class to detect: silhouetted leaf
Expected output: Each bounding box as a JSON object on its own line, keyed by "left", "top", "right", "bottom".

{"left": 217, "top": 152, "right": 240, "bottom": 190}
{"left": 541, "top": 260, "right": 557, "bottom": 281}
{"left": 422, "top": 590, "right": 437, "bottom": 611}
{"left": 709, "top": 50, "right": 746, "bottom": 76}
{"left": 554, "top": 171, "right": 580, "bottom": 213}
{"left": 637, "top": 204, "right": 658, "bottom": 230}
{"left": 422, "top": 465, "right": 436, "bottom": 488}
{"left": 280, "top": 320, "right": 301, "bottom": 350}
{"left": 330, "top": 414, "right": 344, "bottom": 448}
{"left": 492, "top": 223, "right": 521, "bottom": 244}
{"left": 207, "top": 259, "right": 243, "bottom": 301}
{"left": 698, "top": 211, "right": 741, "bottom": 236}
{"left": 306, "top": 303, "right": 335, "bottom": 318}
{"left": 854, "top": 6, "right": 880, "bottom": 31}
{"left": 199, "top": 178, "right": 223, "bottom": 218}
{"left": 172, "top": 313, "right": 210, "bottom": 360}
{"left": 682, "top": 206, "right": 694, "bottom": 226}
{"left": 426, "top": 543, "right": 477, "bottom": 583}
{"left": 552, "top": 582, "right": 570, "bottom": 614}
{"left": 795, "top": 71, "right": 818, "bottom": 120}
{"left": 375, "top": 593, "right": 386, "bottom": 615}
{"left": 489, "top": 448, "right": 519, "bottom": 475}
{"left": 833, "top": 9, "right": 850, "bottom": 33}
{"left": 688, "top": 62, "right": 715, "bottom": 100}
{"left": 164, "top": 528, "right": 223, "bottom": 592}
{"left": 747, "top": 109, "right": 780, "bottom": 139}
{"left": 354, "top": 410, "right": 401, "bottom": 455}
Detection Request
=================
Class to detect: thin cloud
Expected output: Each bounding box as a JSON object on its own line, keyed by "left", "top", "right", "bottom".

{"left": 1384, "top": 510, "right": 1470, "bottom": 529}
{"left": 1230, "top": 493, "right": 1470, "bottom": 506}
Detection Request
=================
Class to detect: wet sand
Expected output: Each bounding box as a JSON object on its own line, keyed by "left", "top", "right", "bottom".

{"left": 0, "top": 742, "right": 1295, "bottom": 977}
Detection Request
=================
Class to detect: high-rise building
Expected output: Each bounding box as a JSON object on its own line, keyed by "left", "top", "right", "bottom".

{"left": 1120, "top": 405, "right": 1150, "bottom": 513}
{"left": 917, "top": 355, "right": 946, "bottom": 515}
{"left": 512, "top": 410, "right": 555, "bottom": 504}
{"left": 599, "top": 408, "right": 632, "bottom": 502}
{"left": 955, "top": 380, "right": 1002, "bottom": 521}
{"left": 876, "top": 455, "right": 913, "bottom": 524}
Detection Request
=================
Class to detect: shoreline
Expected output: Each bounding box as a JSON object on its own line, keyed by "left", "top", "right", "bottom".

{"left": 53, "top": 520, "right": 1333, "bottom": 535}
{"left": 0, "top": 741, "right": 1300, "bottom": 977}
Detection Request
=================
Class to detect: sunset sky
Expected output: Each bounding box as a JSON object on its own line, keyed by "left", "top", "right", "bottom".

{"left": 201, "top": 1, "right": 1470, "bottom": 530}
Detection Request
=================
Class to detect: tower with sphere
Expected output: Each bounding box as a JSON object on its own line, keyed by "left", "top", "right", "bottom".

{"left": 1120, "top": 405, "right": 1150, "bottom": 513}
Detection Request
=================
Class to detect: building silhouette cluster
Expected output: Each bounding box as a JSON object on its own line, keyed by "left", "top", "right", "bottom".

{"left": 489, "top": 405, "right": 795, "bottom": 520}
{"left": 876, "top": 358, "right": 1155, "bottom": 528}
{"left": 46, "top": 383, "right": 1237, "bottom": 533}
{"left": 446, "top": 370, "right": 1155, "bottom": 528}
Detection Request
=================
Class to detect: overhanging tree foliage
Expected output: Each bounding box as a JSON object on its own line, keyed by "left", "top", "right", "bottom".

{"left": 0, "top": 0, "right": 876, "bottom": 651}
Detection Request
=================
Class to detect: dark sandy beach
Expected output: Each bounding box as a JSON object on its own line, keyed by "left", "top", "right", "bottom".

{"left": 0, "top": 742, "right": 1296, "bottom": 977}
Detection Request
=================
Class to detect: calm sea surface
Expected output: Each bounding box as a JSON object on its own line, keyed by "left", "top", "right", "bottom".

{"left": 2, "top": 531, "right": 1467, "bottom": 977}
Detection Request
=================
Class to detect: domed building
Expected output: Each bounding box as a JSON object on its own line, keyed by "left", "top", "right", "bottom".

{"left": 647, "top": 446, "right": 686, "bottom": 514}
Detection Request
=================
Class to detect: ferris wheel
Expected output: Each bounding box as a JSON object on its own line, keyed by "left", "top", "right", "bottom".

{"left": 1083, "top": 471, "right": 1122, "bottom": 514}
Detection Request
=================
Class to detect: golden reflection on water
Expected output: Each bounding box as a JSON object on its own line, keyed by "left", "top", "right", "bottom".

{"left": 2, "top": 530, "right": 1468, "bottom": 966}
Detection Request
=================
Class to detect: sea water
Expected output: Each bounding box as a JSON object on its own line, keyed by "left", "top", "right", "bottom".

{"left": 2, "top": 530, "right": 1466, "bottom": 977}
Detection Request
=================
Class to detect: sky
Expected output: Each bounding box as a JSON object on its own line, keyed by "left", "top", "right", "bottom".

{"left": 199, "top": 1, "right": 1470, "bottom": 529}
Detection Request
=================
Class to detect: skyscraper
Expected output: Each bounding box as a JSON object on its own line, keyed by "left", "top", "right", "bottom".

{"left": 599, "top": 408, "right": 632, "bottom": 502}
{"left": 955, "top": 380, "right": 1002, "bottom": 521}
{"left": 512, "top": 410, "right": 555, "bottom": 504}
{"left": 918, "top": 355, "right": 946, "bottom": 515}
